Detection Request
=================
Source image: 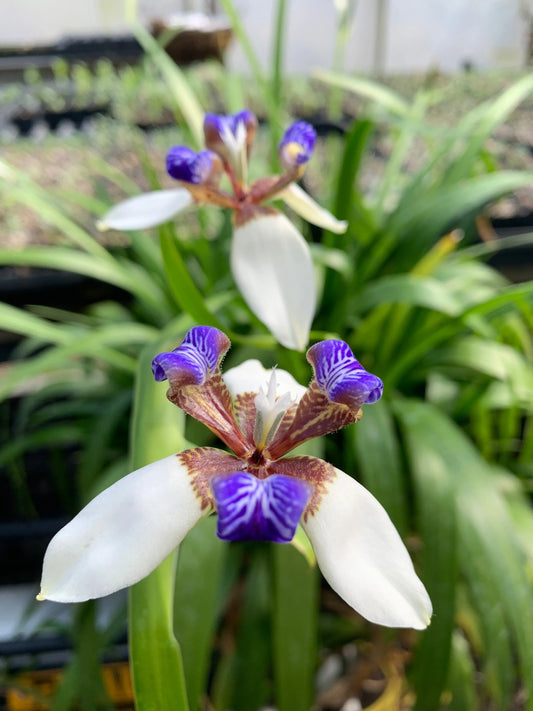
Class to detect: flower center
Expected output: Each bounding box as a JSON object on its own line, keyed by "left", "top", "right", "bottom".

{"left": 253, "top": 369, "right": 295, "bottom": 451}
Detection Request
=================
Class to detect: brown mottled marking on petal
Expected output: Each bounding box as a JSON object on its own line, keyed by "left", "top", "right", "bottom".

{"left": 272, "top": 455, "right": 336, "bottom": 518}
{"left": 233, "top": 204, "right": 278, "bottom": 228}
{"left": 268, "top": 381, "right": 361, "bottom": 459}
{"left": 178, "top": 447, "right": 245, "bottom": 510}
{"left": 170, "top": 372, "right": 251, "bottom": 458}
{"left": 232, "top": 391, "right": 257, "bottom": 443}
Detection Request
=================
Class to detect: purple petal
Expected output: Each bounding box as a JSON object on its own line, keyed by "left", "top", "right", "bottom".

{"left": 278, "top": 121, "right": 316, "bottom": 169}
{"left": 152, "top": 326, "right": 230, "bottom": 386}
{"left": 204, "top": 109, "right": 257, "bottom": 140}
{"left": 307, "top": 340, "right": 383, "bottom": 408}
{"left": 166, "top": 146, "right": 217, "bottom": 184}
{"left": 212, "top": 472, "right": 312, "bottom": 543}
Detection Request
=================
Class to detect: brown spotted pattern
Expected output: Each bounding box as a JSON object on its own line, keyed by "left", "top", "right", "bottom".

{"left": 177, "top": 447, "right": 245, "bottom": 510}
{"left": 170, "top": 372, "right": 251, "bottom": 458}
{"left": 233, "top": 204, "right": 278, "bottom": 228}
{"left": 232, "top": 391, "right": 257, "bottom": 443}
{"left": 272, "top": 456, "right": 336, "bottom": 518}
{"left": 267, "top": 380, "right": 362, "bottom": 459}
{"left": 172, "top": 363, "right": 363, "bottom": 530}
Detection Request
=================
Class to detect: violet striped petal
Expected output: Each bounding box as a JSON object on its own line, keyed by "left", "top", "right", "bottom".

{"left": 166, "top": 147, "right": 219, "bottom": 184}
{"left": 278, "top": 121, "right": 316, "bottom": 170}
{"left": 152, "top": 326, "right": 230, "bottom": 386}
{"left": 307, "top": 339, "right": 383, "bottom": 409}
{"left": 212, "top": 472, "right": 312, "bottom": 543}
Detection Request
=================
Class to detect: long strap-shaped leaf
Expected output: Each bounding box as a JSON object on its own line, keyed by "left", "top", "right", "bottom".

{"left": 128, "top": 341, "right": 190, "bottom": 711}
{"left": 397, "top": 398, "right": 533, "bottom": 711}
{"left": 272, "top": 543, "right": 317, "bottom": 711}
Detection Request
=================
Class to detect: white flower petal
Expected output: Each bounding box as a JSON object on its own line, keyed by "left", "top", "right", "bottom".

{"left": 278, "top": 183, "right": 347, "bottom": 234}
{"left": 231, "top": 212, "right": 316, "bottom": 351}
{"left": 224, "top": 359, "right": 306, "bottom": 402}
{"left": 303, "top": 468, "right": 432, "bottom": 629}
{"left": 97, "top": 189, "right": 193, "bottom": 231}
{"left": 38, "top": 454, "right": 206, "bottom": 602}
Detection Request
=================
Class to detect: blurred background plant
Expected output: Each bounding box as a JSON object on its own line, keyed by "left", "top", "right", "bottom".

{"left": 1, "top": 0, "right": 533, "bottom": 709}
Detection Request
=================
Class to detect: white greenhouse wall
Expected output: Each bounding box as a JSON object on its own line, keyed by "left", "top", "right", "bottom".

{"left": 0, "top": 0, "right": 530, "bottom": 74}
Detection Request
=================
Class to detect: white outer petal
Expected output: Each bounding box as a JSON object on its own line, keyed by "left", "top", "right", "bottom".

{"left": 224, "top": 359, "right": 306, "bottom": 402}
{"left": 303, "top": 468, "right": 432, "bottom": 629}
{"left": 39, "top": 455, "right": 206, "bottom": 602}
{"left": 278, "top": 183, "right": 348, "bottom": 234}
{"left": 97, "top": 189, "right": 193, "bottom": 231}
{"left": 231, "top": 212, "right": 316, "bottom": 351}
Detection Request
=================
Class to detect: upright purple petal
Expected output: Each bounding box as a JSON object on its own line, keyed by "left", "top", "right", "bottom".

{"left": 278, "top": 121, "right": 316, "bottom": 170}
{"left": 152, "top": 326, "right": 230, "bottom": 387}
{"left": 166, "top": 146, "right": 219, "bottom": 184}
{"left": 212, "top": 472, "right": 312, "bottom": 543}
{"left": 307, "top": 340, "right": 383, "bottom": 409}
{"left": 204, "top": 110, "right": 257, "bottom": 149}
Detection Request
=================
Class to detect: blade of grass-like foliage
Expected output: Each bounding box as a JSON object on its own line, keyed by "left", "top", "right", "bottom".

{"left": 0, "top": 161, "right": 111, "bottom": 261}
{"left": 78, "top": 389, "right": 132, "bottom": 501}
{"left": 218, "top": 0, "right": 274, "bottom": 120}
{"left": 351, "top": 399, "right": 408, "bottom": 536}
{"left": 384, "top": 76, "right": 533, "bottom": 221}
{"left": 374, "top": 92, "right": 429, "bottom": 217}
{"left": 446, "top": 632, "right": 477, "bottom": 711}
{"left": 0, "top": 323, "right": 160, "bottom": 400}
{"left": 158, "top": 223, "right": 223, "bottom": 328}
{"left": 355, "top": 274, "right": 462, "bottom": 316}
{"left": 0, "top": 247, "right": 171, "bottom": 319}
{"left": 463, "top": 231, "right": 533, "bottom": 258}
{"left": 268, "top": 0, "right": 287, "bottom": 158}
{"left": 231, "top": 549, "right": 272, "bottom": 711}
{"left": 0, "top": 302, "right": 73, "bottom": 344}
{"left": 174, "top": 516, "right": 227, "bottom": 711}
{"left": 321, "top": 119, "right": 374, "bottom": 323}
{"left": 331, "top": 120, "right": 374, "bottom": 227}
{"left": 429, "top": 336, "right": 533, "bottom": 403}
{"left": 398, "top": 399, "right": 533, "bottom": 711}
{"left": 385, "top": 171, "right": 533, "bottom": 270}
{"left": 51, "top": 602, "right": 113, "bottom": 711}
{"left": 396, "top": 397, "right": 458, "bottom": 711}
{"left": 133, "top": 24, "right": 204, "bottom": 148}
{"left": 442, "top": 73, "right": 533, "bottom": 186}
{"left": 272, "top": 543, "right": 317, "bottom": 711}
{"left": 128, "top": 339, "right": 190, "bottom": 711}
{"left": 313, "top": 69, "right": 410, "bottom": 117}
{"left": 460, "top": 282, "right": 533, "bottom": 320}
{"left": 0, "top": 425, "right": 83, "bottom": 469}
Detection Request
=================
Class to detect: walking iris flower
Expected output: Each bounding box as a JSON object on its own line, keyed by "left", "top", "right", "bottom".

{"left": 39, "top": 326, "right": 432, "bottom": 629}
{"left": 98, "top": 111, "right": 347, "bottom": 351}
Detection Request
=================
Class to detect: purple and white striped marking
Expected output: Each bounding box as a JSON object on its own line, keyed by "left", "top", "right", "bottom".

{"left": 307, "top": 340, "right": 383, "bottom": 407}
{"left": 152, "top": 326, "right": 230, "bottom": 385}
{"left": 211, "top": 471, "right": 312, "bottom": 543}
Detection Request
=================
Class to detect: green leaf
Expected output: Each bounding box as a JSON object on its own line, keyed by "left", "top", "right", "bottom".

{"left": 159, "top": 223, "right": 223, "bottom": 328}
{"left": 0, "top": 247, "right": 170, "bottom": 318}
{"left": 446, "top": 632, "right": 477, "bottom": 711}
{"left": 313, "top": 69, "right": 410, "bottom": 117}
{"left": 0, "top": 161, "right": 111, "bottom": 261}
{"left": 429, "top": 336, "right": 533, "bottom": 403}
{"left": 397, "top": 399, "right": 533, "bottom": 711}
{"left": 352, "top": 399, "right": 408, "bottom": 536}
{"left": 133, "top": 24, "right": 204, "bottom": 148}
{"left": 355, "top": 274, "right": 462, "bottom": 316}
{"left": 128, "top": 340, "right": 190, "bottom": 711}
{"left": 397, "top": 398, "right": 458, "bottom": 711}
{"left": 272, "top": 543, "right": 318, "bottom": 711}
{"left": 389, "top": 171, "right": 533, "bottom": 256}
{"left": 231, "top": 549, "right": 272, "bottom": 711}
{"left": 174, "top": 517, "right": 227, "bottom": 711}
